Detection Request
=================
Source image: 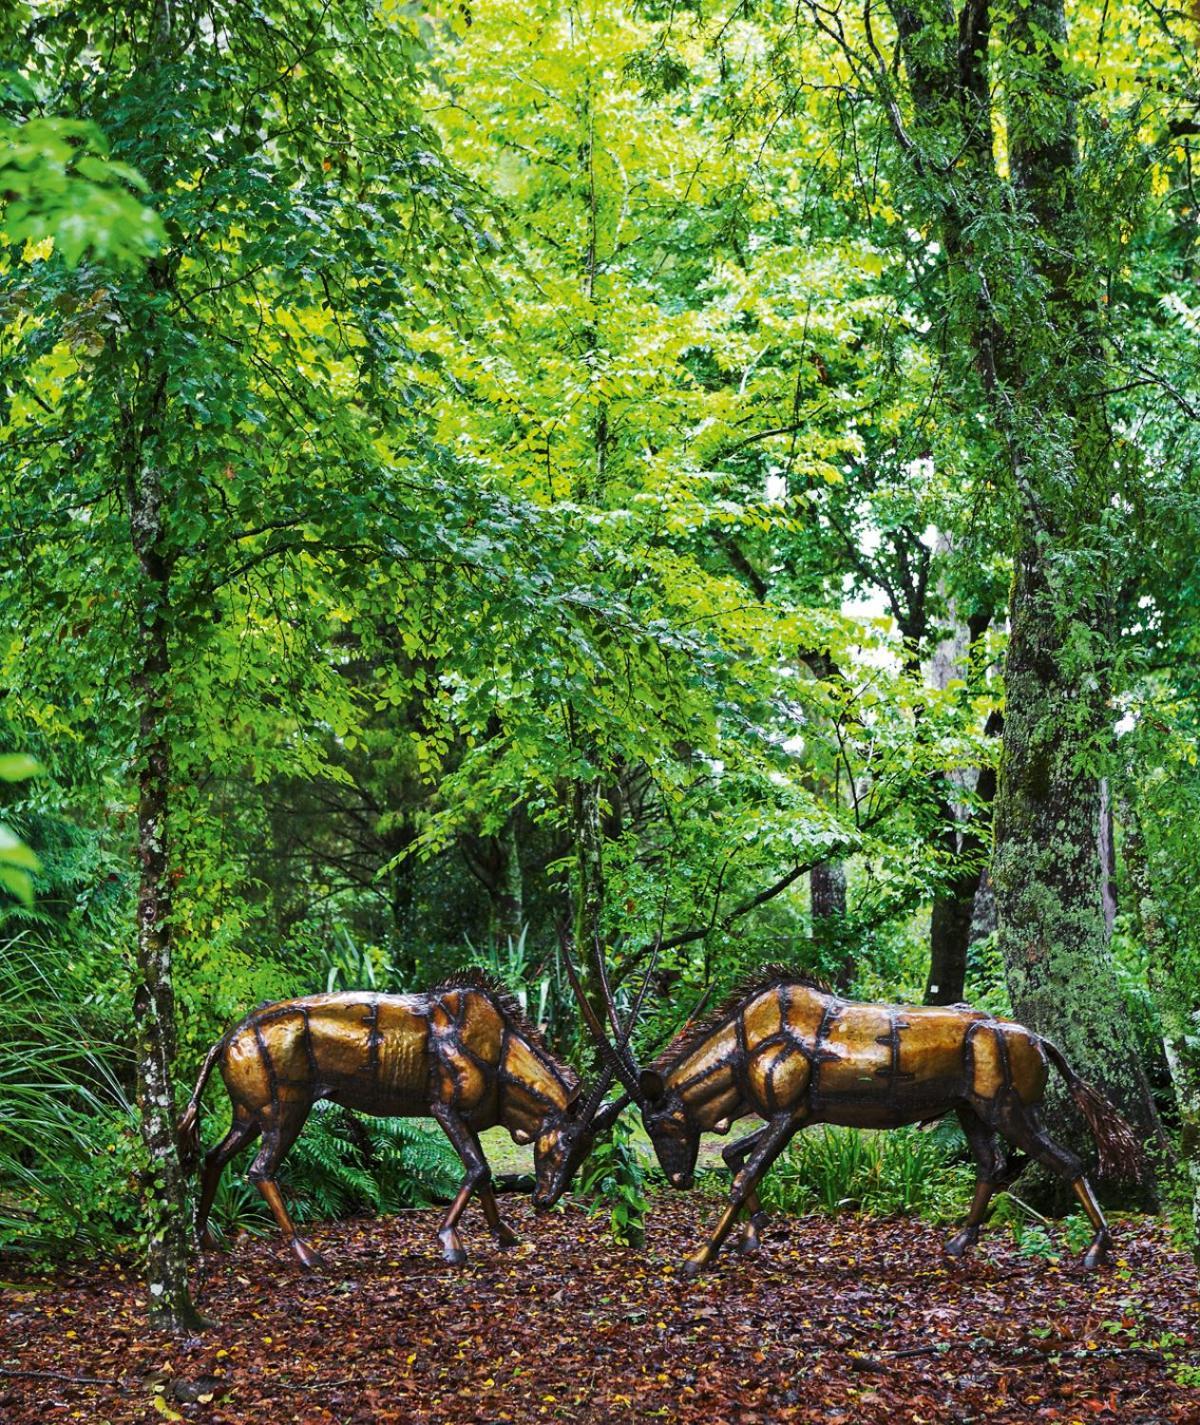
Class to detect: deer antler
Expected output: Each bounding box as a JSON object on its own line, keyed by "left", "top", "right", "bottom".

{"left": 557, "top": 924, "right": 644, "bottom": 1102}
{"left": 557, "top": 922, "right": 657, "bottom": 1110}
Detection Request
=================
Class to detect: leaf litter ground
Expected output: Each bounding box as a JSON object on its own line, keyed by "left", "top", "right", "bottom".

{"left": 1, "top": 1196, "right": 1197, "bottom": 1423}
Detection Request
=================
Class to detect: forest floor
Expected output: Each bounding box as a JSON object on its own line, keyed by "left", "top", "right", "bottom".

{"left": 1, "top": 1197, "right": 1197, "bottom": 1425}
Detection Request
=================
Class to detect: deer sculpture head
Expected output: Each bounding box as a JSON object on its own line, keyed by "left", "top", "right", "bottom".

{"left": 557, "top": 928, "right": 712, "bottom": 1190}
{"left": 529, "top": 1080, "right": 618, "bottom": 1210}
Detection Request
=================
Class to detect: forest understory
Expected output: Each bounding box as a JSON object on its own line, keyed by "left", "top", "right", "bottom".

{"left": 2, "top": 1196, "right": 1197, "bottom": 1425}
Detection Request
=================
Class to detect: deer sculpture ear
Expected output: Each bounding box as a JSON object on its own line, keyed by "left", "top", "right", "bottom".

{"left": 639, "top": 1069, "right": 666, "bottom": 1103}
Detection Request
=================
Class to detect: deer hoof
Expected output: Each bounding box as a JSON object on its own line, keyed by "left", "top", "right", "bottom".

{"left": 198, "top": 1229, "right": 220, "bottom": 1252}
{"left": 291, "top": 1238, "right": 326, "bottom": 1271}
{"left": 439, "top": 1231, "right": 468, "bottom": 1266}
{"left": 1082, "top": 1233, "right": 1111, "bottom": 1270}
{"left": 681, "top": 1255, "right": 707, "bottom": 1279}
{"left": 944, "top": 1227, "right": 978, "bottom": 1259}
{"left": 494, "top": 1226, "right": 520, "bottom": 1250}
{"left": 737, "top": 1226, "right": 761, "bottom": 1254}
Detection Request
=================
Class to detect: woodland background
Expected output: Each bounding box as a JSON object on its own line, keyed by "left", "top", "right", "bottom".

{"left": 1, "top": 0, "right": 1200, "bottom": 1343}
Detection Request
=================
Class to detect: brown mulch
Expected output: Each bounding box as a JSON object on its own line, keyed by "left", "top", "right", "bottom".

{"left": 1, "top": 1198, "right": 1198, "bottom": 1423}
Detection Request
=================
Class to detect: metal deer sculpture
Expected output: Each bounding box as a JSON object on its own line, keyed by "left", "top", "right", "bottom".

{"left": 177, "top": 970, "right": 621, "bottom": 1269}
{"left": 565, "top": 955, "right": 1142, "bottom": 1276}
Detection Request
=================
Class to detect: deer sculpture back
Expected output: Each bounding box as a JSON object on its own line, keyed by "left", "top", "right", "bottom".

{"left": 178, "top": 971, "right": 610, "bottom": 1269}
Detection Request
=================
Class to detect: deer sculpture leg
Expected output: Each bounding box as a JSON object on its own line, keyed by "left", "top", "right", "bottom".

{"left": 945, "top": 1106, "right": 1006, "bottom": 1258}
{"left": 195, "top": 1112, "right": 260, "bottom": 1250}
{"left": 999, "top": 1103, "right": 1112, "bottom": 1268}
{"left": 684, "top": 1111, "right": 804, "bottom": 1277}
{"left": 722, "top": 1126, "right": 770, "bottom": 1253}
{"left": 477, "top": 1182, "right": 520, "bottom": 1249}
{"left": 430, "top": 1103, "right": 509, "bottom": 1264}
{"left": 247, "top": 1107, "right": 325, "bottom": 1270}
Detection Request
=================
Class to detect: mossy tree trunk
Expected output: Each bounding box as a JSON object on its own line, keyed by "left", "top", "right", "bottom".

{"left": 860, "top": 0, "right": 1163, "bottom": 1200}
{"left": 810, "top": 860, "right": 850, "bottom": 989}
{"left": 991, "top": 547, "right": 1159, "bottom": 1202}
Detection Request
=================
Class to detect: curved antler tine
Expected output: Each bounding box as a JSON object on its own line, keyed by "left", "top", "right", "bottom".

{"left": 604, "top": 936, "right": 659, "bottom": 1087}
{"left": 618, "top": 937, "right": 659, "bottom": 1054}
{"left": 557, "top": 922, "right": 611, "bottom": 1044}
{"left": 590, "top": 924, "right": 626, "bottom": 1046}
{"left": 577, "top": 1063, "right": 617, "bottom": 1125}
{"left": 557, "top": 924, "right": 645, "bottom": 1102}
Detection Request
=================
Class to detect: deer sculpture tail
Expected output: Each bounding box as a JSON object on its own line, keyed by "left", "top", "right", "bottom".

{"left": 1043, "top": 1039, "right": 1143, "bottom": 1183}
{"left": 176, "top": 1033, "right": 229, "bottom": 1171}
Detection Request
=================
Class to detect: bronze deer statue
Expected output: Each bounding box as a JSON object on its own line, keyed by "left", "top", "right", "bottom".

{"left": 563, "top": 953, "right": 1142, "bottom": 1277}
{"left": 178, "top": 970, "right": 621, "bottom": 1269}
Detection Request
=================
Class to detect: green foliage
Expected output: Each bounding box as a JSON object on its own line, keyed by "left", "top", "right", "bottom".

{"left": 0, "top": 0, "right": 1196, "bottom": 1265}
{"left": 0, "top": 930, "right": 139, "bottom": 1260}
{"left": 991, "top": 1198, "right": 1103, "bottom": 1262}
{"left": 0, "top": 752, "right": 40, "bottom": 905}
{"left": 280, "top": 1109, "right": 462, "bottom": 1223}
{"left": 576, "top": 1116, "right": 648, "bottom": 1248}
{"left": 197, "top": 1111, "right": 464, "bottom": 1245}
{"left": 0, "top": 116, "right": 162, "bottom": 265}
{"left": 759, "top": 1123, "right": 975, "bottom": 1224}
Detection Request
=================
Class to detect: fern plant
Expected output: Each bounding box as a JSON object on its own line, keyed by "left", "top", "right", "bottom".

{"left": 283, "top": 1106, "right": 461, "bottom": 1219}
{"left": 203, "top": 1105, "right": 464, "bottom": 1240}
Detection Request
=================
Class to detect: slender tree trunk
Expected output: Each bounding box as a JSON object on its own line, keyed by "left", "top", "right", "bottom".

{"left": 810, "top": 860, "right": 850, "bottom": 988}
{"left": 925, "top": 610, "right": 998, "bottom": 1006}
{"left": 1124, "top": 802, "right": 1200, "bottom": 1258}
{"left": 123, "top": 384, "right": 204, "bottom": 1332}
{"left": 494, "top": 813, "right": 524, "bottom": 943}
{"left": 926, "top": 717, "right": 1000, "bottom": 1006}
{"left": 573, "top": 772, "right": 605, "bottom": 955}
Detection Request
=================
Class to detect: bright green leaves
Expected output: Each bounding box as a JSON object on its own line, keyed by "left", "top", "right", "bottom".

{"left": 0, "top": 117, "right": 163, "bottom": 266}
{"left": 0, "top": 752, "right": 41, "bottom": 905}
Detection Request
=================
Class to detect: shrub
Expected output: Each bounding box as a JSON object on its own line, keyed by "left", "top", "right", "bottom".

{"left": 757, "top": 1121, "right": 974, "bottom": 1223}
{"left": 576, "top": 1114, "right": 647, "bottom": 1246}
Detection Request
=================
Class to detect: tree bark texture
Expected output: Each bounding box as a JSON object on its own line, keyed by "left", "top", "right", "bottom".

{"left": 925, "top": 609, "right": 998, "bottom": 1006}
{"left": 991, "top": 547, "right": 1159, "bottom": 1203}
{"left": 124, "top": 393, "right": 205, "bottom": 1332}
{"left": 810, "top": 860, "right": 851, "bottom": 989}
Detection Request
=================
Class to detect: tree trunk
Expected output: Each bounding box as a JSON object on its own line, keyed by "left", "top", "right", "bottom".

{"left": 810, "top": 860, "right": 850, "bottom": 988}
{"left": 1124, "top": 806, "right": 1200, "bottom": 1259}
{"left": 925, "top": 610, "right": 998, "bottom": 1006}
{"left": 989, "top": 0, "right": 1160, "bottom": 1203}
{"left": 926, "top": 717, "right": 1000, "bottom": 1006}
{"left": 494, "top": 812, "right": 524, "bottom": 944}
{"left": 874, "top": 0, "right": 1162, "bottom": 1199}
{"left": 124, "top": 393, "right": 205, "bottom": 1332}
{"left": 991, "top": 545, "right": 1159, "bottom": 1204}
